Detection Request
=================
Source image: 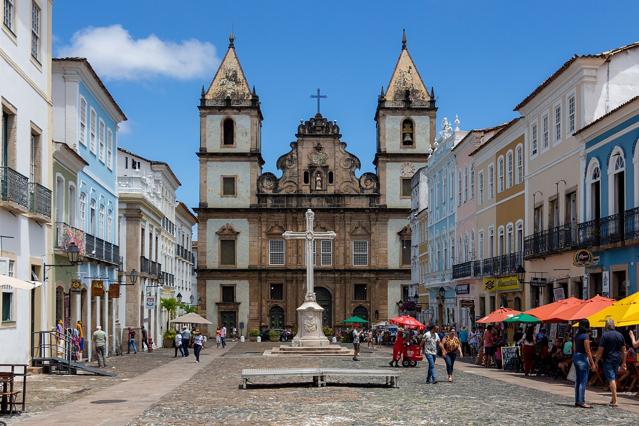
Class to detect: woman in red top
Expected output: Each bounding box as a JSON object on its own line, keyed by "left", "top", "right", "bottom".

{"left": 389, "top": 328, "right": 404, "bottom": 367}
{"left": 483, "top": 325, "right": 495, "bottom": 368}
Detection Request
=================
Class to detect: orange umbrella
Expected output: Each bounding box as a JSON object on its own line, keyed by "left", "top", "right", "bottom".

{"left": 389, "top": 315, "right": 426, "bottom": 330}
{"left": 524, "top": 297, "right": 585, "bottom": 322}
{"left": 477, "top": 307, "right": 521, "bottom": 324}
{"left": 548, "top": 295, "right": 615, "bottom": 322}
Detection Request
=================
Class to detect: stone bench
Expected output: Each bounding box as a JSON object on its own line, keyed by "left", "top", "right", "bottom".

{"left": 240, "top": 368, "right": 398, "bottom": 389}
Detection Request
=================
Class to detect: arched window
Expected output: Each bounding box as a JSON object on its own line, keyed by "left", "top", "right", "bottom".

{"left": 269, "top": 306, "right": 285, "bottom": 330}
{"left": 303, "top": 171, "right": 309, "bottom": 184}
{"left": 223, "top": 118, "right": 234, "bottom": 146}
{"left": 506, "top": 223, "right": 513, "bottom": 254}
{"left": 586, "top": 159, "right": 601, "bottom": 221}
{"left": 90, "top": 199, "right": 97, "bottom": 235}
{"left": 497, "top": 156, "right": 504, "bottom": 193}
{"left": 353, "top": 305, "right": 369, "bottom": 321}
{"left": 401, "top": 118, "right": 414, "bottom": 146}
{"left": 608, "top": 148, "right": 626, "bottom": 215}
{"left": 498, "top": 226, "right": 505, "bottom": 256}
{"left": 79, "top": 192, "right": 87, "bottom": 231}
{"left": 328, "top": 171, "right": 334, "bottom": 184}
{"left": 515, "top": 144, "right": 524, "bottom": 184}
{"left": 506, "top": 151, "right": 513, "bottom": 189}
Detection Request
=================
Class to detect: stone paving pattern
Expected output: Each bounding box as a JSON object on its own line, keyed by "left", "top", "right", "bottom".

{"left": 127, "top": 343, "right": 636, "bottom": 425}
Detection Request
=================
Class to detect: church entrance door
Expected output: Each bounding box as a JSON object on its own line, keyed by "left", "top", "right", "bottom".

{"left": 220, "top": 311, "right": 237, "bottom": 330}
{"left": 269, "top": 306, "right": 285, "bottom": 330}
{"left": 315, "top": 287, "right": 332, "bottom": 328}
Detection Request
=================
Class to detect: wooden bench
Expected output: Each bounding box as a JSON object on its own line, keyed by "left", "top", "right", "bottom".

{"left": 240, "top": 368, "right": 398, "bottom": 389}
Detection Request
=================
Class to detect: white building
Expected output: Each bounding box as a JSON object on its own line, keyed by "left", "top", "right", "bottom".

{"left": 1, "top": 0, "right": 53, "bottom": 364}
{"left": 410, "top": 166, "right": 428, "bottom": 323}
{"left": 175, "top": 201, "right": 196, "bottom": 308}
{"left": 117, "top": 148, "right": 180, "bottom": 348}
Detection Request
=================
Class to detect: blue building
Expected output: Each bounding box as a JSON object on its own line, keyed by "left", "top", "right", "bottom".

{"left": 53, "top": 59, "right": 126, "bottom": 357}
{"left": 579, "top": 96, "right": 639, "bottom": 298}
{"left": 424, "top": 117, "right": 467, "bottom": 325}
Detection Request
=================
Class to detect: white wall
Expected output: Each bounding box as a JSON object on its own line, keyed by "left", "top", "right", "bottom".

{"left": 387, "top": 280, "right": 410, "bottom": 318}
{"left": 387, "top": 218, "right": 408, "bottom": 268}
{"left": 385, "top": 162, "right": 426, "bottom": 208}
{"left": 206, "top": 161, "right": 251, "bottom": 208}
{"left": 205, "top": 218, "right": 250, "bottom": 268}
{"left": 205, "top": 114, "right": 252, "bottom": 152}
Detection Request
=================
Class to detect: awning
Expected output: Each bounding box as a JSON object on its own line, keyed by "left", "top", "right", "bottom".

{"left": 170, "top": 312, "right": 212, "bottom": 325}
{"left": 0, "top": 274, "right": 41, "bottom": 290}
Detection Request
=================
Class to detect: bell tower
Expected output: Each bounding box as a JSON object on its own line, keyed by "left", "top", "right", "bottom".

{"left": 197, "top": 33, "right": 263, "bottom": 210}
{"left": 375, "top": 30, "right": 436, "bottom": 207}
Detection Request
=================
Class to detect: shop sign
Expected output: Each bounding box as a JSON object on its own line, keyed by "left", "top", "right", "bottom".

{"left": 602, "top": 271, "right": 610, "bottom": 297}
{"left": 455, "top": 284, "right": 470, "bottom": 295}
{"left": 573, "top": 249, "right": 599, "bottom": 267}
{"left": 91, "top": 280, "right": 104, "bottom": 297}
{"left": 553, "top": 287, "right": 565, "bottom": 301}
{"left": 145, "top": 289, "right": 156, "bottom": 309}
{"left": 460, "top": 299, "right": 475, "bottom": 308}
{"left": 71, "top": 279, "right": 82, "bottom": 291}
{"left": 483, "top": 275, "right": 520, "bottom": 292}
{"left": 108, "top": 283, "right": 120, "bottom": 299}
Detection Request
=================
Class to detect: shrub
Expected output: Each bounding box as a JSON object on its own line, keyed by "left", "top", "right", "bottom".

{"left": 249, "top": 329, "right": 260, "bottom": 337}
{"left": 322, "top": 327, "right": 333, "bottom": 337}
{"left": 164, "top": 329, "right": 177, "bottom": 340}
{"left": 268, "top": 330, "right": 280, "bottom": 342}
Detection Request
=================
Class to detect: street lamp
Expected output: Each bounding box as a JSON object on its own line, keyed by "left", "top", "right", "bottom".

{"left": 176, "top": 292, "right": 183, "bottom": 303}
{"left": 120, "top": 269, "right": 138, "bottom": 286}
{"left": 66, "top": 242, "right": 80, "bottom": 264}
{"left": 516, "top": 265, "right": 526, "bottom": 284}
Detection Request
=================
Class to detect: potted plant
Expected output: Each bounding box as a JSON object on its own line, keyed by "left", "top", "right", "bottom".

{"left": 268, "top": 329, "right": 280, "bottom": 342}
{"left": 248, "top": 329, "right": 260, "bottom": 341}
{"left": 163, "top": 329, "right": 176, "bottom": 348}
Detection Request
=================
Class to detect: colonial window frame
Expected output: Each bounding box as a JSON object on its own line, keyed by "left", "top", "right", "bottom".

{"left": 216, "top": 223, "right": 239, "bottom": 267}
{"left": 541, "top": 112, "right": 550, "bottom": 152}
{"left": 530, "top": 121, "right": 538, "bottom": 158}
{"left": 515, "top": 144, "right": 524, "bottom": 184}
{"left": 585, "top": 158, "right": 601, "bottom": 221}
{"left": 352, "top": 240, "right": 369, "bottom": 267}
{"left": 221, "top": 175, "right": 237, "bottom": 197}
{"left": 506, "top": 150, "right": 513, "bottom": 189}
{"left": 568, "top": 92, "right": 576, "bottom": 134}
{"left": 497, "top": 155, "right": 504, "bottom": 193}
{"left": 607, "top": 146, "right": 626, "bottom": 215}
{"left": 553, "top": 102, "right": 562, "bottom": 145}
{"left": 79, "top": 96, "right": 87, "bottom": 146}
{"left": 221, "top": 117, "right": 235, "bottom": 147}
{"left": 268, "top": 239, "right": 285, "bottom": 266}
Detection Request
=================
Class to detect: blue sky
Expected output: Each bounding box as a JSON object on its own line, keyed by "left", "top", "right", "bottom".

{"left": 53, "top": 0, "right": 639, "bottom": 211}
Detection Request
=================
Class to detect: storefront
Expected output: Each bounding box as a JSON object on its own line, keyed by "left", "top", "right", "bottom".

{"left": 455, "top": 282, "right": 480, "bottom": 328}
{"left": 481, "top": 275, "right": 523, "bottom": 313}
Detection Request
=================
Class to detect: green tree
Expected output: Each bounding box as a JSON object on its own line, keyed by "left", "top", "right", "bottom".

{"left": 180, "top": 303, "right": 197, "bottom": 314}
{"left": 160, "top": 297, "right": 179, "bottom": 330}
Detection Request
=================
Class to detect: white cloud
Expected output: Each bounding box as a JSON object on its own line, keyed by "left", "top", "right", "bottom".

{"left": 58, "top": 25, "right": 219, "bottom": 80}
{"left": 118, "top": 120, "right": 131, "bottom": 135}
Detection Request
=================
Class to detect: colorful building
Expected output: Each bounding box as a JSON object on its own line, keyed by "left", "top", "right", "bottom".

{"left": 578, "top": 96, "right": 639, "bottom": 297}
{"left": 52, "top": 58, "right": 126, "bottom": 358}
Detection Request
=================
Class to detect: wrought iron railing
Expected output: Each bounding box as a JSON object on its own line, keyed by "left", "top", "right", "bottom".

{"left": 0, "top": 165, "right": 29, "bottom": 209}
{"left": 475, "top": 253, "right": 522, "bottom": 277}
{"left": 452, "top": 261, "right": 474, "bottom": 279}
{"left": 29, "top": 182, "right": 51, "bottom": 218}
{"left": 524, "top": 224, "right": 577, "bottom": 259}
{"left": 624, "top": 207, "right": 639, "bottom": 241}
{"left": 54, "top": 222, "right": 86, "bottom": 255}
{"left": 140, "top": 256, "right": 161, "bottom": 276}
{"left": 85, "top": 233, "right": 119, "bottom": 264}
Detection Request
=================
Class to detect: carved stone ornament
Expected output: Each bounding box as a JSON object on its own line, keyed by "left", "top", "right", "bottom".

{"left": 308, "top": 143, "right": 328, "bottom": 166}
{"left": 297, "top": 113, "right": 341, "bottom": 137}
{"left": 400, "top": 162, "right": 416, "bottom": 178}
{"left": 257, "top": 172, "right": 277, "bottom": 193}
{"left": 359, "top": 172, "right": 379, "bottom": 193}
{"left": 216, "top": 223, "right": 239, "bottom": 237}
{"left": 303, "top": 312, "right": 319, "bottom": 333}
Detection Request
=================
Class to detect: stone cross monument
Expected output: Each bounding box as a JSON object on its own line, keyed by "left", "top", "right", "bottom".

{"left": 283, "top": 209, "right": 336, "bottom": 347}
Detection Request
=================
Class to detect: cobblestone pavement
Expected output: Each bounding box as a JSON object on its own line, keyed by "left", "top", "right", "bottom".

{"left": 125, "top": 342, "right": 636, "bottom": 425}
{"left": 19, "top": 348, "right": 178, "bottom": 415}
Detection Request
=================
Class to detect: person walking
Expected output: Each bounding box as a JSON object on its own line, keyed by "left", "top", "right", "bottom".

{"left": 193, "top": 329, "right": 204, "bottom": 363}
{"left": 572, "top": 319, "right": 596, "bottom": 409}
{"left": 468, "top": 327, "right": 479, "bottom": 358}
{"left": 594, "top": 318, "right": 627, "bottom": 407}
{"left": 220, "top": 323, "right": 227, "bottom": 348}
{"left": 519, "top": 326, "right": 536, "bottom": 376}
{"left": 174, "top": 331, "right": 183, "bottom": 357}
{"left": 442, "top": 328, "right": 463, "bottom": 382}
{"left": 422, "top": 325, "right": 442, "bottom": 384}
{"left": 459, "top": 327, "right": 469, "bottom": 357}
{"left": 93, "top": 325, "right": 107, "bottom": 368}
{"left": 352, "top": 326, "right": 361, "bottom": 361}
{"left": 76, "top": 320, "right": 85, "bottom": 360}
{"left": 367, "top": 329, "right": 374, "bottom": 349}
{"left": 181, "top": 326, "right": 191, "bottom": 357}
{"left": 127, "top": 327, "right": 138, "bottom": 354}
{"left": 215, "top": 327, "right": 222, "bottom": 348}
{"left": 141, "top": 325, "right": 149, "bottom": 352}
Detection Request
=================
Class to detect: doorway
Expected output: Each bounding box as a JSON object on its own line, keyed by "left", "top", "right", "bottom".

{"left": 315, "top": 287, "right": 332, "bottom": 327}
{"left": 219, "top": 311, "right": 237, "bottom": 330}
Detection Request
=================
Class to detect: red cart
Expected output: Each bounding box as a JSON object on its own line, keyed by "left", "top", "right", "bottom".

{"left": 401, "top": 344, "right": 424, "bottom": 367}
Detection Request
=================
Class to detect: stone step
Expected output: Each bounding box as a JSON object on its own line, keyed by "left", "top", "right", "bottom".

{"left": 27, "top": 366, "right": 43, "bottom": 375}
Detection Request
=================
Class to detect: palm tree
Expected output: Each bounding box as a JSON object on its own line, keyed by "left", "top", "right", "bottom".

{"left": 160, "top": 297, "right": 179, "bottom": 330}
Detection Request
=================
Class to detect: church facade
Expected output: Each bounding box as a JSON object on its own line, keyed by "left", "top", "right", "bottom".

{"left": 196, "top": 33, "right": 435, "bottom": 334}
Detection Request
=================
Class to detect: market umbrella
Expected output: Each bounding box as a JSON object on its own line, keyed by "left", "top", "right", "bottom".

{"left": 389, "top": 315, "right": 425, "bottom": 330}
{"left": 342, "top": 315, "right": 368, "bottom": 324}
{"left": 477, "top": 307, "right": 521, "bottom": 324}
{"left": 373, "top": 321, "right": 388, "bottom": 327}
{"left": 503, "top": 313, "right": 541, "bottom": 323}
{"left": 548, "top": 295, "right": 615, "bottom": 322}
{"left": 170, "top": 312, "right": 213, "bottom": 325}
{"left": 0, "top": 274, "right": 41, "bottom": 290}
{"left": 524, "top": 297, "right": 584, "bottom": 322}
{"left": 588, "top": 292, "right": 639, "bottom": 326}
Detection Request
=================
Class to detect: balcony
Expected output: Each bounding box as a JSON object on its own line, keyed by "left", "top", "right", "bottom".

{"left": 161, "top": 271, "right": 175, "bottom": 287}
{"left": 54, "top": 222, "right": 86, "bottom": 256}
{"left": 85, "top": 233, "right": 119, "bottom": 265}
{"left": 452, "top": 261, "right": 474, "bottom": 279}
{"left": 474, "top": 253, "right": 522, "bottom": 278}
{"left": 140, "top": 256, "right": 161, "bottom": 277}
{"left": 0, "top": 166, "right": 29, "bottom": 213}
{"left": 27, "top": 182, "right": 51, "bottom": 222}
{"left": 176, "top": 244, "right": 192, "bottom": 262}
{"left": 524, "top": 224, "right": 577, "bottom": 259}
{"left": 575, "top": 208, "right": 639, "bottom": 249}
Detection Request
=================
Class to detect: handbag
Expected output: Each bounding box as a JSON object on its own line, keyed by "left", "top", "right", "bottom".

{"left": 567, "top": 363, "right": 576, "bottom": 382}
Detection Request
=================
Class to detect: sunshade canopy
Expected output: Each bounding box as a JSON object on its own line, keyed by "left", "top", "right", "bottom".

{"left": 170, "top": 312, "right": 213, "bottom": 325}
{"left": 0, "top": 274, "right": 41, "bottom": 290}
{"left": 389, "top": 315, "right": 425, "bottom": 330}
{"left": 342, "top": 315, "right": 368, "bottom": 324}
{"left": 524, "top": 297, "right": 584, "bottom": 322}
{"left": 477, "top": 307, "right": 521, "bottom": 324}
{"left": 503, "top": 313, "right": 541, "bottom": 323}
{"left": 587, "top": 292, "right": 639, "bottom": 327}
{"left": 549, "top": 295, "right": 615, "bottom": 322}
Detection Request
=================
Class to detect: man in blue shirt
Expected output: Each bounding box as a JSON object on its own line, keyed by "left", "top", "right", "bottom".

{"left": 459, "top": 326, "right": 469, "bottom": 356}
{"left": 594, "top": 318, "right": 627, "bottom": 407}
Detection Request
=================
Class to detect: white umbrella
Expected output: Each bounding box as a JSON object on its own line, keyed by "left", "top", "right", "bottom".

{"left": 0, "top": 274, "right": 41, "bottom": 290}
{"left": 170, "top": 312, "right": 213, "bottom": 325}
